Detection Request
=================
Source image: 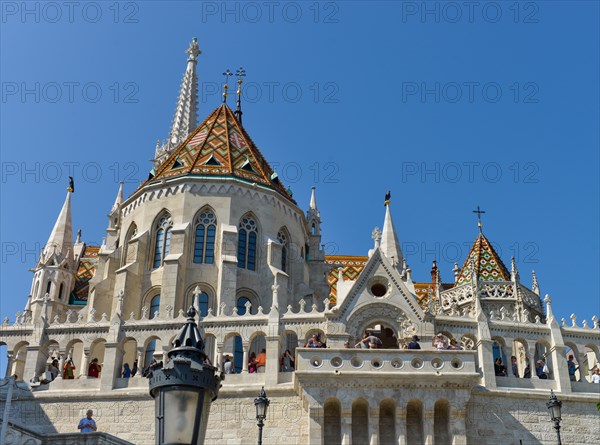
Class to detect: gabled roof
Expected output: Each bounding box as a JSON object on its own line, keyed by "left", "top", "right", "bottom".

{"left": 456, "top": 233, "right": 510, "bottom": 285}
{"left": 325, "top": 255, "right": 368, "bottom": 305}
{"left": 144, "top": 104, "right": 295, "bottom": 203}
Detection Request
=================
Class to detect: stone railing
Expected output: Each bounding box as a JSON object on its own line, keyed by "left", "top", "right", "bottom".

{"left": 440, "top": 283, "right": 474, "bottom": 310}
{"left": 295, "top": 348, "right": 478, "bottom": 382}
{"left": 479, "top": 281, "right": 514, "bottom": 299}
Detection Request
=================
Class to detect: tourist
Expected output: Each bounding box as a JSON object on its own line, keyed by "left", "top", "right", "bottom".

{"left": 305, "top": 334, "right": 322, "bottom": 348}
{"left": 447, "top": 339, "right": 462, "bottom": 350}
{"left": 256, "top": 349, "right": 267, "bottom": 373}
{"left": 87, "top": 358, "right": 101, "bottom": 378}
{"left": 343, "top": 341, "right": 351, "bottom": 348}
{"left": 494, "top": 358, "right": 507, "bottom": 376}
{"left": 523, "top": 364, "right": 531, "bottom": 379}
{"left": 591, "top": 368, "right": 600, "bottom": 384}
{"left": 356, "top": 333, "right": 382, "bottom": 349}
{"left": 432, "top": 334, "right": 448, "bottom": 351}
{"left": 122, "top": 363, "right": 131, "bottom": 378}
{"left": 49, "top": 359, "right": 59, "bottom": 380}
{"left": 407, "top": 335, "right": 421, "bottom": 350}
{"left": 131, "top": 360, "right": 138, "bottom": 377}
{"left": 567, "top": 355, "right": 577, "bottom": 381}
{"left": 280, "top": 349, "right": 295, "bottom": 372}
{"left": 77, "top": 410, "right": 97, "bottom": 433}
{"left": 535, "top": 360, "right": 548, "bottom": 379}
{"left": 223, "top": 355, "right": 234, "bottom": 374}
{"left": 63, "top": 358, "right": 76, "bottom": 379}
{"left": 248, "top": 352, "right": 257, "bottom": 373}
{"left": 511, "top": 356, "right": 519, "bottom": 378}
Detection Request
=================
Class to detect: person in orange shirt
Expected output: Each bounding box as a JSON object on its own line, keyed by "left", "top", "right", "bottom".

{"left": 256, "top": 349, "right": 266, "bottom": 373}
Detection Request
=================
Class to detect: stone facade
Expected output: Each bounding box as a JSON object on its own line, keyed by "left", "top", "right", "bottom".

{"left": 1, "top": 39, "right": 599, "bottom": 445}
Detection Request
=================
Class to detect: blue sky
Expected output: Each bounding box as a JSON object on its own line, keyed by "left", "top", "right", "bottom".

{"left": 1, "top": 0, "right": 598, "bottom": 354}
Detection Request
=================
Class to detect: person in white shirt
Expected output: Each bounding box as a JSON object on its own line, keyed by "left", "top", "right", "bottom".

{"left": 223, "top": 355, "right": 234, "bottom": 374}
{"left": 592, "top": 368, "right": 600, "bottom": 384}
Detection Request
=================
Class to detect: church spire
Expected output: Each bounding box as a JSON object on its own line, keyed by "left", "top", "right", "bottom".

{"left": 309, "top": 186, "right": 318, "bottom": 211}
{"left": 41, "top": 190, "right": 74, "bottom": 265}
{"left": 380, "top": 192, "right": 403, "bottom": 266}
{"left": 155, "top": 38, "right": 201, "bottom": 165}
{"left": 110, "top": 182, "right": 124, "bottom": 214}
{"left": 234, "top": 67, "right": 246, "bottom": 124}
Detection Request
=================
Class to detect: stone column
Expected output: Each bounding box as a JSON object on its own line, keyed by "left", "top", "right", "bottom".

{"left": 477, "top": 339, "right": 497, "bottom": 388}
{"left": 100, "top": 342, "right": 120, "bottom": 391}
{"left": 528, "top": 347, "right": 538, "bottom": 379}
{"left": 308, "top": 405, "right": 323, "bottom": 445}
{"left": 341, "top": 409, "right": 351, "bottom": 445}
{"left": 423, "top": 407, "right": 434, "bottom": 445}
{"left": 450, "top": 404, "right": 467, "bottom": 445}
{"left": 5, "top": 352, "right": 14, "bottom": 378}
{"left": 265, "top": 334, "right": 280, "bottom": 386}
{"left": 135, "top": 348, "right": 144, "bottom": 378}
{"left": 576, "top": 351, "right": 587, "bottom": 382}
{"left": 505, "top": 337, "right": 515, "bottom": 378}
{"left": 369, "top": 407, "right": 379, "bottom": 445}
{"left": 216, "top": 342, "right": 224, "bottom": 371}
{"left": 552, "top": 344, "right": 572, "bottom": 393}
{"left": 241, "top": 342, "right": 249, "bottom": 373}
{"left": 396, "top": 405, "right": 406, "bottom": 445}
{"left": 55, "top": 351, "right": 66, "bottom": 380}
{"left": 22, "top": 346, "right": 42, "bottom": 382}
{"left": 80, "top": 349, "right": 90, "bottom": 378}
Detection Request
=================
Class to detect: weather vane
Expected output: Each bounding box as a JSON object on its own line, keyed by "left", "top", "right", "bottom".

{"left": 472, "top": 205, "right": 486, "bottom": 233}
{"left": 222, "top": 69, "right": 233, "bottom": 103}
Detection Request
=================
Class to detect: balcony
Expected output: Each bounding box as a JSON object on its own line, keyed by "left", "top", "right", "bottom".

{"left": 295, "top": 348, "right": 479, "bottom": 386}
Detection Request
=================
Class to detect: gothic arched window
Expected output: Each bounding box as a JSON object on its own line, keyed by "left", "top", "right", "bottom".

{"left": 124, "top": 223, "right": 137, "bottom": 265}
{"left": 277, "top": 229, "right": 289, "bottom": 272}
{"left": 153, "top": 214, "right": 173, "bottom": 269}
{"left": 58, "top": 283, "right": 64, "bottom": 301}
{"left": 237, "top": 215, "right": 258, "bottom": 271}
{"left": 193, "top": 209, "right": 217, "bottom": 264}
{"left": 149, "top": 295, "right": 160, "bottom": 319}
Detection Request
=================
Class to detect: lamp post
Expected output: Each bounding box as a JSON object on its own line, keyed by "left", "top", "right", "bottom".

{"left": 254, "top": 386, "right": 270, "bottom": 445}
{"left": 147, "top": 306, "right": 223, "bottom": 445}
{"left": 546, "top": 390, "right": 563, "bottom": 445}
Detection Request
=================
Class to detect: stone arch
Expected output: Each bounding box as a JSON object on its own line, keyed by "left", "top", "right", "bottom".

{"left": 150, "top": 209, "right": 173, "bottom": 269}
{"left": 535, "top": 339, "right": 552, "bottom": 379}
{"left": 237, "top": 211, "right": 261, "bottom": 271}
{"left": 143, "top": 335, "right": 162, "bottom": 368}
{"left": 434, "top": 399, "right": 451, "bottom": 444}
{"left": 346, "top": 303, "right": 414, "bottom": 342}
{"left": 11, "top": 341, "right": 29, "bottom": 380}
{"left": 304, "top": 328, "right": 326, "bottom": 347}
{"left": 120, "top": 337, "right": 138, "bottom": 377}
{"left": 512, "top": 338, "right": 530, "bottom": 377}
{"left": 583, "top": 343, "right": 599, "bottom": 381}
{"left": 281, "top": 329, "right": 299, "bottom": 359}
{"left": 352, "top": 398, "right": 369, "bottom": 445}
{"left": 123, "top": 222, "right": 138, "bottom": 265}
{"left": 324, "top": 398, "right": 341, "bottom": 445}
{"left": 236, "top": 289, "right": 259, "bottom": 315}
{"left": 491, "top": 335, "right": 508, "bottom": 372}
{"left": 379, "top": 399, "right": 396, "bottom": 445}
{"left": 276, "top": 226, "right": 291, "bottom": 273}
{"left": 142, "top": 286, "right": 162, "bottom": 319}
{"left": 64, "top": 338, "right": 84, "bottom": 378}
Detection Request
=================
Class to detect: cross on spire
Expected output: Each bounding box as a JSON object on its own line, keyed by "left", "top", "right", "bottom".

{"left": 222, "top": 69, "right": 233, "bottom": 103}
{"left": 472, "top": 205, "right": 486, "bottom": 233}
{"left": 235, "top": 67, "right": 246, "bottom": 123}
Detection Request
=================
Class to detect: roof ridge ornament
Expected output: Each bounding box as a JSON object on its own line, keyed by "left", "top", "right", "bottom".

{"left": 222, "top": 69, "right": 233, "bottom": 104}
{"left": 234, "top": 67, "right": 246, "bottom": 124}
{"left": 472, "top": 205, "right": 486, "bottom": 233}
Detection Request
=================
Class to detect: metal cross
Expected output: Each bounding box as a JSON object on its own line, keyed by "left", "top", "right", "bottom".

{"left": 222, "top": 69, "right": 233, "bottom": 103}
{"left": 472, "top": 206, "right": 486, "bottom": 232}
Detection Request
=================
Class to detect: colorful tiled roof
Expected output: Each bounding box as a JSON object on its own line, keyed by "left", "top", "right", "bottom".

{"left": 143, "top": 104, "right": 294, "bottom": 203}
{"left": 69, "top": 245, "right": 99, "bottom": 305}
{"left": 456, "top": 233, "right": 510, "bottom": 285}
{"left": 325, "top": 255, "right": 368, "bottom": 305}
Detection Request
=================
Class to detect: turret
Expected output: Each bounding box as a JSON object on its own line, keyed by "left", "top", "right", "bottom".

{"left": 28, "top": 190, "right": 76, "bottom": 320}
{"left": 106, "top": 182, "right": 124, "bottom": 250}
{"left": 379, "top": 192, "right": 403, "bottom": 268}
{"left": 306, "top": 186, "right": 324, "bottom": 262}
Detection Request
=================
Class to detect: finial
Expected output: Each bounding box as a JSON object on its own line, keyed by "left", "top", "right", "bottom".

{"left": 186, "top": 37, "right": 201, "bottom": 61}
{"left": 452, "top": 262, "right": 460, "bottom": 282}
{"left": 76, "top": 229, "right": 82, "bottom": 244}
{"left": 472, "top": 205, "right": 485, "bottom": 233}
{"left": 234, "top": 67, "right": 246, "bottom": 123}
{"left": 222, "top": 69, "right": 233, "bottom": 103}
{"left": 384, "top": 190, "right": 391, "bottom": 206}
{"left": 531, "top": 270, "right": 539, "bottom": 295}
{"left": 511, "top": 257, "right": 519, "bottom": 281}
{"left": 67, "top": 176, "right": 75, "bottom": 193}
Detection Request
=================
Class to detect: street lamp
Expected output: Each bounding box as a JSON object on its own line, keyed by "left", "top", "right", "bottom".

{"left": 254, "top": 386, "right": 270, "bottom": 445}
{"left": 147, "top": 306, "right": 223, "bottom": 445}
{"left": 546, "top": 390, "right": 563, "bottom": 445}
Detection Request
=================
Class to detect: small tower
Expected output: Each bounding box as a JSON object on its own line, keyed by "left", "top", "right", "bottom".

{"left": 306, "top": 186, "right": 324, "bottom": 262}
{"left": 106, "top": 182, "right": 124, "bottom": 250}
{"left": 29, "top": 189, "right": 76, "bottom": 321}
{"left": 155, "top": 37, "right": 201, "bottom": 165}
{"left": 380, "top": 191, "right": 403, "bottom": 268}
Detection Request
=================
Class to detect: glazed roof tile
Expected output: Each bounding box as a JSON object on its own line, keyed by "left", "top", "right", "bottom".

{"left": 456, "top": 233, "right": 510, "bottom": 285}
{"left": 143, "top": 104, "right": 294, "bottom": 203}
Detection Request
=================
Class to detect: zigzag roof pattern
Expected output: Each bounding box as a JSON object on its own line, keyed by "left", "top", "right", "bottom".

{"left": 144, "top": 104, "right": 295, "bottom": 203}
{"left": 456, "top": 232, "right": 510, "bottom": 285}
